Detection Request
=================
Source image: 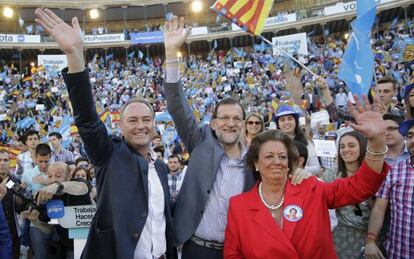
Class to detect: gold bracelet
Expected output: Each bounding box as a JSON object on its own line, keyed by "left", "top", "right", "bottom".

{"left": 367, "top": 145, "right": 388, "bottom": 156}
{"left": 365, "top": 238, "right": 376, "bottom": 244}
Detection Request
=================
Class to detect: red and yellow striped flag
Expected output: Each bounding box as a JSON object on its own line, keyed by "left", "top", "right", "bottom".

{"left": 100, "top": 111, "right": 110, "bottom": 123}
{"left": 212, "top": 0, "right": 274, "bottom": 35}
{"left": 0, "top": 144, "right": 22, "bottom": 169}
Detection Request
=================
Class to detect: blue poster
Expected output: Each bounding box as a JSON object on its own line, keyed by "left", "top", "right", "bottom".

{"left": 130, "top": 31, "right": 163, "bottom": 44}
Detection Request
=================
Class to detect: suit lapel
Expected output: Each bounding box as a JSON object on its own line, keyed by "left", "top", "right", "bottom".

{"left": 282, "top": 180, "right": 306, "bottom": 240}
{"left": 211, "top": 143, "right": 224, "bottom": 184}
{"left": 248, "top": 186, "right": 298, "bottom": 255}
{"left": 136, "top": 155, "right": 149, "bottom": 200}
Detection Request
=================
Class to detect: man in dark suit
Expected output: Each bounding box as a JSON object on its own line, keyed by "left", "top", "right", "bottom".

{"left": 163, "top": 17, "right": 309, "bottom": 259}
{"left": 35, "top": 8, "right": 175, "bottom": 259}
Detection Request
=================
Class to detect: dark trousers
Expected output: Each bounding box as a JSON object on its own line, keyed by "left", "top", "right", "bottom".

{"left": 182, "top": 239, "right": 223, "bottom": 259}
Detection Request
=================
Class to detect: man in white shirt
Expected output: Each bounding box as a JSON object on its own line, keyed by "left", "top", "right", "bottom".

{"left": 15, "top": 130, "right": 39, "bottom": 177}
{"left": 334, "top": 87, "right": 348, "bottom": 108}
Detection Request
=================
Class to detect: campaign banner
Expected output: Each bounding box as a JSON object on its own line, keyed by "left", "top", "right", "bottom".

{"left": 0, "top": 34, "right": 41, "bottom": 43}
{"left": 265, "top": 13, "right": 297, "bottom": 26}
{"left": 190, "top": 26, "right": 208, "bottom": 36}
{"left": 58, "top": 205, "right": 97, "bottom": 228}
{"left": 324, "top": 0, "right": 394, "bottom": 16}
{"left": 130, "top": 31, "right": 163, "bottom": 44}
{"left": 232, "top": 13, "right": 297, "bottom": 31}
{"left": 38, "top": 55, "right": 67, "bottom": 71}
{"left": 272, "top": 32, "right": 308, "bottom": 56}
{"left": 83, "top": 34, "right": 125, "bottom": 43}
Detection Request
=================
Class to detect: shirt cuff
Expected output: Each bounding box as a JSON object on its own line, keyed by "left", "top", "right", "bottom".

{"left": 165, "top": 66, "right": 180, "bottom": 83}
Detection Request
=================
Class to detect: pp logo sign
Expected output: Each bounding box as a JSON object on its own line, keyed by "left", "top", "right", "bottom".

{"left": 47, "top": 200, "right": 65, "bottom": 219}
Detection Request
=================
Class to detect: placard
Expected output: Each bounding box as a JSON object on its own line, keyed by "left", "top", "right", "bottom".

{"left": 58, "top": 205, "right": 96, "bottom": 229}
{"left": 272, "top": 33, "right": 308, "bottom": 56}
{"left": 313, "top": 139, "right": 337, "bottom": 158}
{"left": 35, "top": 104, "right": 45, "bottom": 111}
{"left": 311, "top": 110, "right": 330, "bottom": 129}
{"left": 38, "top": 55, "right": 67, "bottom": 71}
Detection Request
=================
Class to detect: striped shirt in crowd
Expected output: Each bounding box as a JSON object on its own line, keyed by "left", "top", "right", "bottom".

{"left": 51, "top": 148, "right": 75, "bottom": 163}
{"left": 376, "top": 157, "right": 414, "bottom": 258}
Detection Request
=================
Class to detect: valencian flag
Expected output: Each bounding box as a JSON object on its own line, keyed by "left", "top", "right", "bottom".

{"left": 212, "top": 0, "right": 274, "bottom": 35}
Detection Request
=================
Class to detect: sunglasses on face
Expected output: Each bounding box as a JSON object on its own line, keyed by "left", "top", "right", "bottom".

{"left": 247, "top": 121, "right": 261, "bottom": 125}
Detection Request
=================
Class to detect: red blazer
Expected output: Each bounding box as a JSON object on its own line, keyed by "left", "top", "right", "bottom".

{"left": 224, "top": 161, "right": 389, "bottom": 259}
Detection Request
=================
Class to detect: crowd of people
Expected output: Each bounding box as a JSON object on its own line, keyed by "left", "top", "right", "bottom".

{"left": 0, "top": 7, "right": 413, "bottom": 259}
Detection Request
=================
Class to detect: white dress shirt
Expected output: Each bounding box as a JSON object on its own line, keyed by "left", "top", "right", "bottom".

{"left": 134, "top": 151, "right": 166, "bottom": 259}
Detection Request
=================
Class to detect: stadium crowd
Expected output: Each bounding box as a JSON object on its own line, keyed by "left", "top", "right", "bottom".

{"left": 0, "top": 10, "right": 413, "bottom": 259}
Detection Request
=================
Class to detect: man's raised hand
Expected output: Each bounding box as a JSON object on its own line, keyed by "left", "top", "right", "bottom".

{"left": 164, "top": 16, "right": 191, "bottom": 60}
{"left": 35, "top": 8, "right": 85, "bottom": 73}
{"left": 35, "top": 8, "right": 83, "bottom": 54}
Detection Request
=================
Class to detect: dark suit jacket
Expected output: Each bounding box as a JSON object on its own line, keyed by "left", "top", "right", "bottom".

{"left": 63, "top": 69, "right": 175, "bottom": 259}
{"left": 0, "top": 203, "right": 12, "bottom": 259}
{"left": 165, "top": 81, "right": 256, "bottom": 245}
{"left": 224, "top": 162, "right": 389, "bottom": 258}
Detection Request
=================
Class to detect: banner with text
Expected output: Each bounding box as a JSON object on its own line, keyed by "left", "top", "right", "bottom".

{"left": 130, "top": 31, "right": 164, "bottom": 44}
{"left": 272, "top": 32, "right": 308, "bottom": 56}
{"left": 0, "top": 34, "right": 41, "bottom": 43}
{"left": 190, "top": 26, "right": 208, "bottom": 36}
{"left": 84, "top": 34, "right": 125, "bottom": 43}
{"left": 38, "top": 55, "right": 68, "bottom": 71}
{"left": 265, "top": 13, "right": 297, "bottom": 26}
{"left": 232, "top": 13, "right": 297, "bottom": 31}
{"left": 59, "top": 205, "right": 97, "bottom": 228}
{"left": 324, "top": 0, "right": 394, "bottom": 16}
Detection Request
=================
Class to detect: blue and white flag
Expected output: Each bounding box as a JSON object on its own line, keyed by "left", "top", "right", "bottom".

{"left": 338, "top": 0, "right": 377, "bottom": 96}
{"left": 105, "top": 53, "right": 114, "bottom": 61}
{"left": 213, "top": 39, "right": 218, "bottom": 50}
{"left": 138, "top": 50, "right": 144, "bottom": 60}
{"left": 128, "top": 51, "right": 135, "bottom": 59}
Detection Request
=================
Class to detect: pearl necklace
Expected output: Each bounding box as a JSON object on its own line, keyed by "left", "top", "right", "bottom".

{"left": 258, "top": 182, "right": 284, "bottom": 211}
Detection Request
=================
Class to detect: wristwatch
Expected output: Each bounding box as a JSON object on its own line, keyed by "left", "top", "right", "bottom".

{"left": 55, "top": 182, "right": 64, "bottom": 196}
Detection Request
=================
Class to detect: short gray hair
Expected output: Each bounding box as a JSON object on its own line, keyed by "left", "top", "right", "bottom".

{"left": 120, "top": 98, "right": 155, "bottom": 121}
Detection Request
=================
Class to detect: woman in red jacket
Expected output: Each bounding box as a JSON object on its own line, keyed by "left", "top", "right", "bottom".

{"left": 224, "top": 96, "right": 389, "bottom": 259}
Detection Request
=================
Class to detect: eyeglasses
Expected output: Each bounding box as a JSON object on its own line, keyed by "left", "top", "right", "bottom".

{"left": 215, "top": 116, "right": 243, "bottom": 124}
{"left": 247, "top": 121, "right": 261, "bottom": 126}
{"left": 385, "top": 126, "right": 399, "bottom": 132}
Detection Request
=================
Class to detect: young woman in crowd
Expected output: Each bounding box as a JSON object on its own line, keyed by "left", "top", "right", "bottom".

{"left": 321, "top": 131, "right": 372, "bottom": 258}
{"left": 275, "top": 105, "right": 320, "bottom": 175}
{"left": 403, "top": 83, "right": 414, "bottom": 119}
{"left": 72, "top": 166, "right": 97, "bottom": 202}
{"left": 244, "top": 113, "right": 265, "bottom": 146}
